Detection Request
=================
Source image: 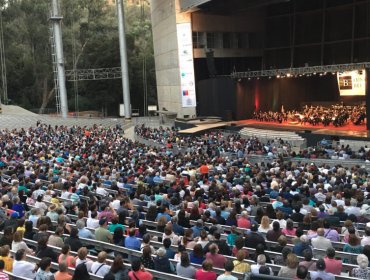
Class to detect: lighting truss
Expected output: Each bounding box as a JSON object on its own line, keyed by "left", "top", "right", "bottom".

{"left": 65, "top": 67, "right": 122, "bottom": 81}
{"left": 230, "top": 62, "right": 370, "bottom": 79}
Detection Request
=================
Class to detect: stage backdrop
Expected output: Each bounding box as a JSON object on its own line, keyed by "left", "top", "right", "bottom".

{"left": 197, "top": 75, "right": 366, "bottom": 120}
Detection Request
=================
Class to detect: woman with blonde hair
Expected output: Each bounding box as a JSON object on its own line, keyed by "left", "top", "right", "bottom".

{"left": 233, "top": 250, "right": 251, "bottom": 273}
{"left": 258, "top": 216, "right": 272, "bottom": 234}
{"left": 278, "top": 253, "right": 299, "bottom": 278}
{"left": 11, "top": 231, "right": 33, "bottom": 255}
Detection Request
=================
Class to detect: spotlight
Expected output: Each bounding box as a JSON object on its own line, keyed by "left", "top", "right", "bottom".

{"left": 237, "top": 78, "right": 242, "bottom": 82}
{"left": 248, "top": 78, "right": 251, "bottom": 80}
{"left": 277, "top": 75, "right": 280, "bottom": 78}
{"left": 286, "top": 73, "right": 291, "bottom": 78}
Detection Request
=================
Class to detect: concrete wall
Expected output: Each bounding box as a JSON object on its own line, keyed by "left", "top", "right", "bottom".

{"left": 150, "top": 0, "right": 196, "bottom": 118}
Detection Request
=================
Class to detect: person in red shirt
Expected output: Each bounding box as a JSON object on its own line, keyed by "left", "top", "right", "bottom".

{"left": 237, "top": 211, "right": 251, "bottom": 229}
{"left": 128, "top": 259, "right": 153, "bottom": 280}
{"left": 205, "top": 244, "right": 226, "bottom": 269}
{"left": 323, "top": 248, "right": 342, "bottom": 275}
{"left": 195, "top": 260, "right": 217, "bottom": 280}
{"left": 199, "top": 162, "right": 209, "bottom": 175}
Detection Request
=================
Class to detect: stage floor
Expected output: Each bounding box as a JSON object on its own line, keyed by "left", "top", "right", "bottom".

{"left": 237, "top": 119, "right": 370, "bottom": 139}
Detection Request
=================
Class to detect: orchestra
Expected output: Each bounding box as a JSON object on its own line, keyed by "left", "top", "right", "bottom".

{"left": 253, "top": 104, "right": 366, "bottom": 127}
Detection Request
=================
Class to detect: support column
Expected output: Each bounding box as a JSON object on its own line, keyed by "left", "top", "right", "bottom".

{"left": 50, "top": 0, "right": 68, "bottom": 118}
{"left": 116, "top": 0, "right": 131, "bottom": 119}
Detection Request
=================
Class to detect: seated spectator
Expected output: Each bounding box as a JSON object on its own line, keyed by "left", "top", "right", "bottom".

{"left": 205, "top": 231, "right": 231, "bottom": 256}
{"left": 225, "top": 210, "right": 237, "bottom": 227}
{"left": 278, "top": 253, "right": 299, "bottom": 278}
{"left": 64, "top": 228, "right": 83, "bottom": 253}
{"left": 206, "top": 244, "right": 226, "bottom": 269}
{"left": 191, "top": 219, "right": 206, "bottom": 238}
{"left": 95, "top": 218, "right": 113, "bottom": 251}
{"left": 124, "top": 228, "right": 141, "bottom": 251}
{"left": 274, "top": 246, "right": 292, "bottom": 266}
{"left": 13, "top": 249, "right": 37, "bottom": 279}
{"left": 75, "top": 247, "right": 93, "bottom": 272}
{"left": 113, "top": 227, "right": 125, "bottom": 247}
{"left": 295, "top": 265, "right": 309, "bottom": 280}
{"left": 176, "top": 252, "right": 197, "bottom": 278}
{"left": 323, "top": 220, "right": 339, "bottom": 242}
{"left": 109, "top": 255, "right": 129, "bottom": 280}
{"left": 129, "top": 260, "right": 153, "bottom": 280}
{"left": 266, "top": 221, "right": 282, "bottom": 242}
{"left": 271, "top": 235, "right": 287, "bottom": 253}
{"left": 343, "top": 232, "right": 363, "bottom": 263}
{"left": 33, "top": 224, "right": 50, "bottom": 242}
{"left": 140, "top": 234, "right": 155, "bottom": 254}
{"left": 0, "top": 245, "right": 13, "bottom": 272}
{"left": 108, "top": 217, "right": 125, "bottom": 234}
{"left": 325, "top": 208, "right": 340, "bottom": 227}
{"left": 169, "top": 216, "right": 184, "bottom": 236}
{"left": 232, "top": 250, "right": 250, "bottom": 273}
{"left": 91, "top": 251, "right": 111, "bottom": 277}
{"left": 48, "top": 227, "right": 64, "bottom": 248}
{"left": 244, "top": 224, "right": 266, "bottom": 249}
{"left": 58, "top": 244, "right": 76, "bottom": 268}
{"left": 86, "top": 211, "right": 100, "bottom": 229}
{"left": 12, "top": 231, "right": 33, "bottom": 255}
{"left": 153, "top": 247, "right": 175, "bottom": 274}
{"left": 0, "top": 260, "right": 8, "bottom": 280}
{"left": 253, "top": 243, "right": 271, "bottom": 264}
{"left": 251, "top": 254, "right": 273, "bottom": 276}
{"left": 352, "top": 254, "right": 370, "bottom": 279}
{"left": 76, "top": 220, "right": 95, "bottom": 239}
{"left": 310, "top": 259, "right": 335, "bottom": 280}
{"left": 226, "top": 226, "right": 238, "bottom": 246}
{"left": 163, "top": 238, "right": 175, "bottom": 259}
{"left": 141, "top": 245, "right": 155, "bottom": 269}
{"left": 232, "top": 237, "right": 249, "bottom": 258}
{"left": 293, "top": 235, "right": 311, "bottom": 257}
{"left": 237, "top": 211, "right": 251, "bottom": 229}
{"left": 55, "top": 262, "right": 72, "bottom": 280}
{"left": 282, "top": 219, "right": 296, "bottom": 236}
{"left": 23, "top": 221, "right": 36, "bottom": 240}
{"left": 163, "top": 225, "right": 179, "bottom": 246}
{"left": 72, "top": 262, "right": 90, "bottom": 280}
{"left": 217, "top": 260, "right": 237, "bottom": 280}
{"left": 46, "top": 204, "right": 59, "bottom": 222}
{"left": 35, "top": 257, "right": 54, "bottom": 280}
{"left": 36, "top": 236, "right": 58, "bottom": 263}
{"left": 311, "top": 228, "right": 333, "bottom": 258}
{"left": 190, "top": 244, "right": 205, "bottom": 265}
{"left": 323, "top": 247, "right": 342, "bottom": 275}
{"left": 195, "top": 260, "right": 217, "bottom": 280}
{"left": 258, "top": 216, "right": 272, "bottom": 234}
{"left": 361, "top": 227, "right": 370, "bottom": 247}
{"left": 291, "top": 206, "right": 304, "bottom": 223}
{"left": 299, "top": 249, "right": 316, "bottom": 272}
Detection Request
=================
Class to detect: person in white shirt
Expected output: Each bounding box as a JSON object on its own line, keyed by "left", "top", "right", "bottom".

{"left": 250, "top": 254, "right": 273, "bottom": 276}
{"left": 86, "top": 211, "right": 100, "bottom": 229}
{"left": 345, "top": 200, "right": 361, "bottom": 217}
{"left": 96, "top": 184, "right": 109, "bottom": 197}
{"left": 13, "top": 249, "right": 37, "bottom": 279}
{"left": 90, "top": 251, "right": 111, "bottom": 277}
{"left": 311, "top": 228, "right": 333, "bottom": 258}
{"left": 361, "top": 227, "right": 370, "bottom": 246}
{"left": 75, "top": 247, "right": 94, "bottom": 272}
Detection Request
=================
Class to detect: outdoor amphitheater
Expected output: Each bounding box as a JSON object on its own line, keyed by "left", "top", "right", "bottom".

{"left": 1, "top": 0, "right": 370, "bottom": 280}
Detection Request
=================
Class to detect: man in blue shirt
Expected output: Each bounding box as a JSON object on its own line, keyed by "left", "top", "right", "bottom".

{"left": 124, "top": 228, "right": 141, "bottom": 251}
{"left": 76, "top": 220, "right": 95, "bottom": 239}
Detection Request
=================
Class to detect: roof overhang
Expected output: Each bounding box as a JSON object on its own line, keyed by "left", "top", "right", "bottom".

{"left": 180, "top": 0, "right": 213, "bottom": 13}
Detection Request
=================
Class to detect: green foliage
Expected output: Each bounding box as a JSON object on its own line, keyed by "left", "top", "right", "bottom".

{"left": 1, "top": 0, "right": 157, "bottom": 115}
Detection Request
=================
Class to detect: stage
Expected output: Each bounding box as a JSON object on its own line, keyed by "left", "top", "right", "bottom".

{"left": 236, "top": 119, "right": 370, "bottom": 139}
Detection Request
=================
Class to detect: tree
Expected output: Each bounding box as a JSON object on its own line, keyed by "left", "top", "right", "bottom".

{"left": 0, "top": 0, "right": 157, "bottom": 116}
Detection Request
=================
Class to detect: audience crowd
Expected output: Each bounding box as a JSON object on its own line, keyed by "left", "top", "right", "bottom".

{"left": 0, "top": 123, "right": 369, "bottom": 280}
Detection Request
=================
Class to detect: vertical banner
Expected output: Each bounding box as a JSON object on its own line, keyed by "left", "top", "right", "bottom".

{"left": 337, "top": 70, "right": 367, "bottom": 96}
{"left": 177, "top": 23, "right": 197, "bottom": 108}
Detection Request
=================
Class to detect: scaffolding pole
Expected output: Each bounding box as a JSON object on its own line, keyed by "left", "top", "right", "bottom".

{"left": 116, "top": 0, "right": 131, "bottom": 119}
{"left": 50, "top": 0, "right": 68, "bottom": 118}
